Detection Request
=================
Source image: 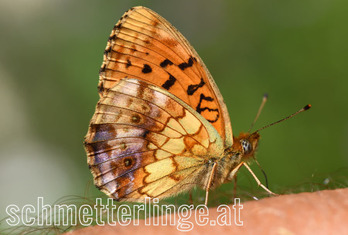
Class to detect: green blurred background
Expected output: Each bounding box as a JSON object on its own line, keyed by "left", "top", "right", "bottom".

{"left": 1, "top": 0, "right": 347, "bottom": 221}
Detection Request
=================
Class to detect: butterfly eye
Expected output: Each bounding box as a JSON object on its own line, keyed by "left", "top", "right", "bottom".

{"left": 241, "top": 139, "right": 252, "bottom": 154}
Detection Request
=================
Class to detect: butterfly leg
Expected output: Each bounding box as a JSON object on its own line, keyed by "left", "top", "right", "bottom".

{"left": 242, "top": 162, "right": 278, "bottom": 196}
{"left": 189, "top": 189, "right": 193, "bottom": 204}
{"left": 205, "top": 162, "right": 218, "bottom": 206}
{"left": 233, "top": 175, "right": 238, "bottom": 199}
{"left": 229, "top": 161, "right": 244, "bottom": 199}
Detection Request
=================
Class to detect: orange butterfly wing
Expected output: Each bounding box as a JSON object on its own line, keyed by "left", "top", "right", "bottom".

{"left": 99, "top": 6, "right": 233, "bottom": 147}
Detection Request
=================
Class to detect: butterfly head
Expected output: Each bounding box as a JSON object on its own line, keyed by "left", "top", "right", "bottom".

{"left": 233, "top": 132, "right": 260, "bottom": 160}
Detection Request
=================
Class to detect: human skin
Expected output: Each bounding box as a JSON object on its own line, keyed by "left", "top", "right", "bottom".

{"left": 64, "top": 188, "right": 348, "bottom": 234}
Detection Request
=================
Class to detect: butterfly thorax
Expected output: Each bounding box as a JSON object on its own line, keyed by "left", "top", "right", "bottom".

{"left": 208, "top": 132, "right": 260, "bottom": 188}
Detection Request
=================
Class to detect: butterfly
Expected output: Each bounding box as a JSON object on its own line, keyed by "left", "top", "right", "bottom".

{"left": 84, "top": 6, "right": 310, "bottom": 205}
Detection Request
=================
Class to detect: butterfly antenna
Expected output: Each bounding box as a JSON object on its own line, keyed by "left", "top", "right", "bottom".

{"left": 248, "top": 93, "right": 268, "bottom": 132}
{"left": 255, "top": 104, "right": 311, "bottom": 133}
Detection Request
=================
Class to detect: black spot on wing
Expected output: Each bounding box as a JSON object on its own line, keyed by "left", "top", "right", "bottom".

{"left": 142, "top": 64, "right": 152, "bottom": 73}
{"left": 108, "top": 34, "right": 116, "bottom": 41}
{"left": 126, "top": 59, "right": 132, "bottom": 68}
{"left": 187, "top": 78, "right": 205, "bottom": 95}
{"left": 178, "top": 57, "right": 194, "bottom": 70}
{"left": 114, "top": 23, "right": 122, "bottom": 30}
{"left": 142, "top": 129, "right": 150, "bottom": 138}
{"left": 99, "top": 64, "right": 106, "bottom": 73}
{"left": 161, "top": 73, "right": 177, "bottom": 90}
{"left": 196, "top": 94, "right": 220, "bottom": 123}
{"left": 160, "top": 59, "right": 173, "bottom": 68}
{"left": 104, "top": 47, "right": 112, "bottom": 55}
{"left": 98, "top": 82, "right": 104, "bottom": 94}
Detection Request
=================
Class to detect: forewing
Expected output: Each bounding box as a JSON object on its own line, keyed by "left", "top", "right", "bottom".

{"left": 99, "top": 6, "right": 232, "bottom": 146}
